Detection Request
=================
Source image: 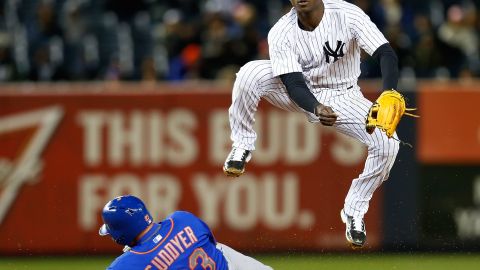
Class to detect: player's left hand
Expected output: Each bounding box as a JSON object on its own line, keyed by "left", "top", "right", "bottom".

{"left": 366, "top": 89, "right": 419, "bottom": 137}
{"left": 315, "top": 103, "right": 338, "bottom": 126}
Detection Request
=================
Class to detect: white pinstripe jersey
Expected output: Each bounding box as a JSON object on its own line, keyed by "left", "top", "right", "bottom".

{"left": 267, "top": 0, "right": 388, "bottom": 89}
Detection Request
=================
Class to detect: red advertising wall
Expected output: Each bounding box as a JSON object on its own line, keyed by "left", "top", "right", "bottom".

{"left": 0, "top": 83, "right": 381, "bottom": 254}
{"left": 416, "top": 82, "right": 480, "bottom": 247}
{"left": 418, "top": 82, "right": 480, "bottom": 163}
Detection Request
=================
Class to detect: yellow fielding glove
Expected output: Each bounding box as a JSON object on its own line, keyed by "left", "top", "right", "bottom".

{"left": 366, "top": 89, "right": 419, "bottom": 138}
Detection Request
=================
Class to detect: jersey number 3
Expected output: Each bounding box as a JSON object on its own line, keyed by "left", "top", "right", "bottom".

{"left": 189, "top": 247, "right": 216, "bottom": 270}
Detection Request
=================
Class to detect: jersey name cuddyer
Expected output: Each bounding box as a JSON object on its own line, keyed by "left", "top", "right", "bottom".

{"left": 107, "top": 211, "right": 228, "bottom": 270}
{"left": 267, "top": 0, "right": 388, "bottom": 90}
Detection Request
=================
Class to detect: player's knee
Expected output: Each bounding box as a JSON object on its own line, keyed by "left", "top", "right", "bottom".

{"left": 236, "top": 60, "right": 272, "bottom": 87}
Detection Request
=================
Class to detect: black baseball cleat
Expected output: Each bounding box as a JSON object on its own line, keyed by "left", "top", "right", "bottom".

{"left": 223, "top": 147, "right": 252, "bottom": 177}
{"left": 340, "top": 209, "right": 366, "bottom": 249}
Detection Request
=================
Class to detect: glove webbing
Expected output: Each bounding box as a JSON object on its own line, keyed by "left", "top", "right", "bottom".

{"left": 404, "top": 108, "right": 420, "bottom": 118}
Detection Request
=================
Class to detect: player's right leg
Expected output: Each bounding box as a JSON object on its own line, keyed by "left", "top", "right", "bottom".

{"left": 328, "top": 88, "right": 400, "bottom": 248}
{"left": 216, "top": 243, "right": 273, "bottom": 270}
{"left": 224, "top": 60, "right": 304, "bottom": 177}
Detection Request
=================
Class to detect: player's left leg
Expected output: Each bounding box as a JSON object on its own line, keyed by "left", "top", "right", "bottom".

{"left": 216, "top": 243, "right": 273, "bottom": 270}
{"left": 327, "top": 87, "right": 400, "bottom": 248}
{"left": 224, "top": 60, "right": 310, "bottom": 177}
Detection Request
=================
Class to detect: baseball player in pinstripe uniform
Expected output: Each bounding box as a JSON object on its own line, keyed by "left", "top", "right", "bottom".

{"left": 223, "top": 0, "right": 401, "bottom": 248}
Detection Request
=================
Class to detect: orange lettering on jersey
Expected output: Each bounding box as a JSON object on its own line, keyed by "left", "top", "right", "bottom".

{"left": 147, "top": 226, "right": 201, "bottom": 269}
{"left": 170, "top": 234, "right": 185, "bottom": 252}
{"left": 164, "top": 243, "right": 180, "bottom": 260}
{"left": 151, "top": 257, "right": 167, "bottom": 270}
{"left": 158, "top": 250, "right": 174, "bottom": 265}
{"left": 184, "top": 226, "right": 198, "bottom": 243}
{"left": 178, "top": 231, "right": 191, "bottom": 248}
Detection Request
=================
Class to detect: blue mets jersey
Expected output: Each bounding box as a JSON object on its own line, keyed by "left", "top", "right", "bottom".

{"left": 107, "top": 211, "right": 229, "bottom": 270}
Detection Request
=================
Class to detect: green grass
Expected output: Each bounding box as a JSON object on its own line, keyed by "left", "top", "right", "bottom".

{"left": 260, "top": 254, "right": 480, "bottom": 270}
{"left": 1, "top": 254, "right": 480, "bottom": 270}
{"left": 0, "top": 256, "right": 111, "bottom": 270}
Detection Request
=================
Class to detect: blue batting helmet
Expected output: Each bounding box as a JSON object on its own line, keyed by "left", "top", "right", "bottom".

{"left": 99, "top": 195, "right": 153, "bottom": 246}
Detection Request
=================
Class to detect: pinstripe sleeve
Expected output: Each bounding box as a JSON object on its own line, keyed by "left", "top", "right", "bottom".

{"left": 347, "top": 5, "right": 388, "bottom": 56}
{"left": 268, "top": 20, "right": 303, "bottom": 77}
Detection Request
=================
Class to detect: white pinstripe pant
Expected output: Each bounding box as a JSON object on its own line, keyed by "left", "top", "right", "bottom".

{"left": 228, "top": 60, "right": 400, "bottom": 219}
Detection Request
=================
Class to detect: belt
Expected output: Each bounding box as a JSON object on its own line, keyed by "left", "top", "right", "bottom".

{"left": 311, "top": 85, "right": 354, "bottom": 92}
